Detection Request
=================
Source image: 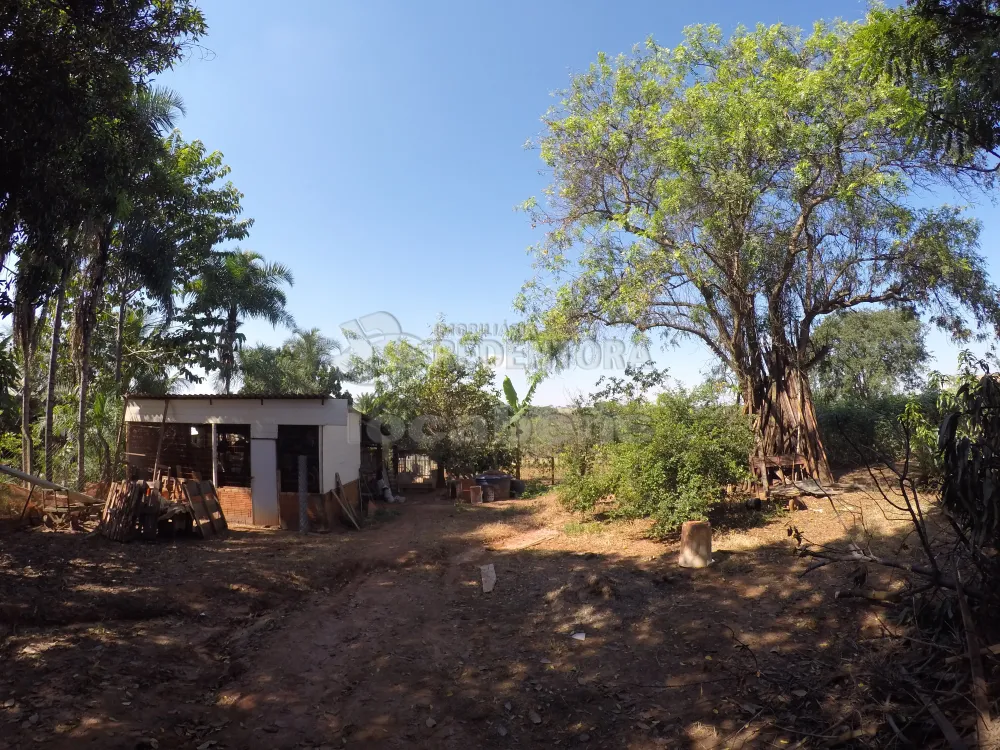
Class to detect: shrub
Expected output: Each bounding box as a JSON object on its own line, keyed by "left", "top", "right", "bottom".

{"left": 556, "top": 385, "right": 753, "bottom": 535}
{"left": 815, "top": 390, "right": 942, "bottom": 482}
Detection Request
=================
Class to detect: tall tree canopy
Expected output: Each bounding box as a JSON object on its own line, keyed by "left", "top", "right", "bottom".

{"left": 860, "top": 0, "right": 1000, "bottom": 158}
{"left": 187, "top": 249, "right": 294, "bottom": 394}
{"left": 516, "top": 22, "right": 1000, "bottom": 482}
{"left": 0, "top": 0, "right": 206, "bottom": 267}
{"left": 811, "top": 309, "right": 929, "bottom": 401}
{"left": 239, "top": 328, "right": 348, "bottom": 397}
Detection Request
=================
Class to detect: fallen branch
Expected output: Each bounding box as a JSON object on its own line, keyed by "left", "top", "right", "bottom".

{"left": 834, "top": 588, "right": 901, "bottom": 604}
{"left": 886, "top": 714, "right": 912, "bottom": 746}
{"left": 915, "top": 688, "right": 967, "bottom": 750}
{"left": 944, "top": 643, "right": 1000, "bottom": 665}
{"left": 955, "top": 567, "right": 993, "bottom": 748}
{"left": 798, "top": 546, "right": 985, "bottom": 599}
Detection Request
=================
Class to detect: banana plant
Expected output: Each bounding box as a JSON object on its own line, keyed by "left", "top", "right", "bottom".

{"left": 503, "top": 374, "right": 541, "bottom": 480}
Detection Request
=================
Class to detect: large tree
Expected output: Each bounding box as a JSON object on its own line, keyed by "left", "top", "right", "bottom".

{"left": 0, "top": 1, "right": 206, "bottom": 268}
{"left": 354, "top": 337, "right": 510, "bottom": 476}
{"left": 811, "top": 309, "right": 929, "bottom": 402}
{"left": 517, "top": 22, "right": 1000, "bottom": 482}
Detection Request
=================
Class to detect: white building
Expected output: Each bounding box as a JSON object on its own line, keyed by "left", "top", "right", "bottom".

{"left": 124, "top": 395, "right": 361, "bottom": 527}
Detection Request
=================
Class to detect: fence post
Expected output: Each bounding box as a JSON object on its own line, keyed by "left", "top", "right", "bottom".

{"left": 550, "top": 456, "right": 555, "bottom": 486}
{"left": 298, "top": 454, "right": 308, "bottom": 534}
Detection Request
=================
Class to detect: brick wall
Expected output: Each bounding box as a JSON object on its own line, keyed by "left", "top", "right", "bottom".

{"left": 216, "top": 486, "right": 253, "bottom": 526}
{"left": 278, "top": 480, "right": 360, "bottom": 531}
{"left": 126, "top": 422, "right": 213, "bottom": 480}
{"left": 278, "top": 492, "right": 326, "bottom": 531}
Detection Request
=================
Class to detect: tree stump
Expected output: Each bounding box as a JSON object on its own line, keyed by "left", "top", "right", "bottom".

{"left": 678, "top": 520, "right": 713, "bottom": 568}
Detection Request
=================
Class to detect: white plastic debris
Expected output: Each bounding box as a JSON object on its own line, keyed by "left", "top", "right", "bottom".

{"left": 480, "top": 564, "right": 496, "bottom": 593}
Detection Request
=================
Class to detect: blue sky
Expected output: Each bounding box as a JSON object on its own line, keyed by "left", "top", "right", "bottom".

{"left": 161, "top": 0, "right": 998, "bottom": 404}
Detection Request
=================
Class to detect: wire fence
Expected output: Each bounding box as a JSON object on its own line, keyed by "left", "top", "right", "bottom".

{"left": 520, "top": 455, "right": 561, "bottom": 486}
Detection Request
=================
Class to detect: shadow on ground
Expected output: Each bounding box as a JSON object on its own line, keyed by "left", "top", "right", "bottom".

{"left": 0, "top": 492, "right": 990, "bottom": 749}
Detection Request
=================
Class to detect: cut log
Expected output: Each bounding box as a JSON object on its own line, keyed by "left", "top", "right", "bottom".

{"left": 678, "top": 520, "right": 713, "bottom": 568}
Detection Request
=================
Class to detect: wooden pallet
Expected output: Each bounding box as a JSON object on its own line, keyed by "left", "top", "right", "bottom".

{"left": 182, "top": 480, "right": 229, "bottom": 538}
{"left": 101, "top": 481, "right": 148, "bottom": 542}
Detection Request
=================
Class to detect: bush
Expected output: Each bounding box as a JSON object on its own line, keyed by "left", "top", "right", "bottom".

{"left": 815, "top": 390, "right": 942, "bottom": 482}
{"left": 557, "top": 385, "right": 753, "bottom": 535}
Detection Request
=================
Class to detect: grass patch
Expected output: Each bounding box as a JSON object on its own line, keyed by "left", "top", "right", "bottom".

{"left": 372, "top": 507, "right": 403, "bottom": 522}
{"left": 564, "top": 521, "right": 603, "bottom": 536}
{"left": 518, "top": 479, "right": 552, "bottom": 500}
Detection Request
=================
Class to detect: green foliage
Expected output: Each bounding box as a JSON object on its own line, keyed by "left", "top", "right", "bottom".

{"left": 186, "top": 249, "right": 295, "bottom": 393}
{"left": 352, "top": 336, "right": 511, "bottom": 476}
{"left": 517, "top": 20, "right": 1000, "bottom": 477}
{"left": 0, "top": 0, "right": 207, "bottom": 268}
{"left": 938, "top": 357, "right": 1000, "bottom": 555}
{"left": 518, "top": 478, "right": 551, "bottom": 499}
{"left": 817, "top": 394, "right": 916, "bottom": 465}
{"left": 502, "top": 373, "right": 542, "bottom": 478}
{"left": 814, "top": 387, "right": 950, "bottom": 482}
{"left": 502, "top": 374, "right": 540, "bottom": 426}
{"left": 812, "top": 309, "right": 929, "bottom": 401}
{"left": 557, "top": 383, "right": 752, "bottom": 536}
{"left": 858, "top": 2, "right": 1000, "bottom": 157}
{"left": 564, "top": 521, "right": 602, "bottom": 536}
{"left": 239, "top": 328, "right": 348, "bottom": 398}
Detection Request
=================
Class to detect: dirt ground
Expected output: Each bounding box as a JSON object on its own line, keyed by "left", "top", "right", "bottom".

{"left": 0, "top": 477, "right": 988, "bottom": 749}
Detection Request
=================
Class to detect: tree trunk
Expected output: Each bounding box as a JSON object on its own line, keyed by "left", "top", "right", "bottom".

{"left": 114, "top": 288, "right": 127, "bottom": 385}
{"left": 222, "top": 307, "right": 238, "bottom": 394}
{"left": 44, "top": 274, "right": 69, "bottom": 482}
{"left": 515, "top": 427, "right": 522, "bottom": 480}
{"left": 76, "top": 333, "right": 91, "bottom": 491}
{"left": 75, "top": 220, "right": 114, "bottom": 491}
{"left": 108, "top": 396, "right": 128, "bottom": 485}
{"left": 744, "top": 355, "right": 833, "bottom": 484}
{"left": 20, "top": 336, "right": 32, "bottom": 476}
{"left": 14, "top": 292, "right": 46, "bottom": 477}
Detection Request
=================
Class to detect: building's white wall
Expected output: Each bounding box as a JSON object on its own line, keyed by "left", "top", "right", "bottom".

{"left": 126, "top": 397, "right": 349, "bottom": 431}
{"left": 128, "top": 398, "right": 360, "bottom": 497}
{"left": 322, "top": 423, "right": 360, "bottom": 490}
{"left": 348, "top": 412, "right": 361, "bottom": 444}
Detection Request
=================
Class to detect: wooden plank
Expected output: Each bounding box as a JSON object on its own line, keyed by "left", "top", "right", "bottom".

{"left": 331, "top": 489, "right": 360, "bottom": 530}
{"left": 100, "top": 481, "right": 146, "bottom": 542}
{"left": 183, "top": 480, "right": 214, "bottom": 539}
{"left": 199, "top": 480, "right": 228, "bottom": 535}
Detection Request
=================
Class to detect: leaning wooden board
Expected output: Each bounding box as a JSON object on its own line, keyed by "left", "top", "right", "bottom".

{"left": 199, "top": 481, "right": 229, "bottom": 535}
{"left": 182, "top": 480, "right": 215, "bottom": 539}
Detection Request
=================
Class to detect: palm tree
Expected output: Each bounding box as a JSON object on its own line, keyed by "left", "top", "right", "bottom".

{"left": 191, "top": 249, "right": 294, "bottom": 393}
{"left": 71, "top": 84, "right": 186, "bottom": 489}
